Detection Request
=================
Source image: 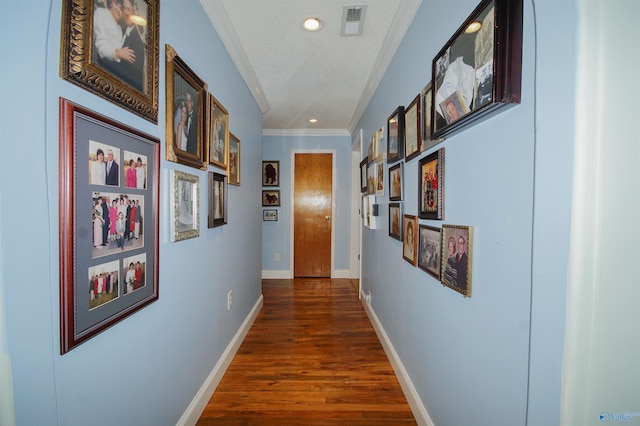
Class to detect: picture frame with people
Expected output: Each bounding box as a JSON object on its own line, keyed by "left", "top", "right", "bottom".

{"left": 208, "top": 171, "right": 228, "bottom": 228}
{"left": 418, "top": 148, "right": 445, "bottom": 220}
{"left": 440, "top": 224, "right": 473, "bottom": 297}
{"left": 208, "top": 94, "right": 229, "bottom": 170}
{"left": 402, "top": 214, "right": 418, "bottom": 266}
{"left": 418, "top": 225, "right": 442, "bottom": 279}
{"left": 165, "top": 44, "right": 207, "bottom": 170}
{"left": 59, "top": 98, "right": 160, "bottom": 354}
{"left": 171, "top": 170, "right": 200, "bottom": 242}
{"left": 60, "top": 0, "right": 160, "bottom": 123}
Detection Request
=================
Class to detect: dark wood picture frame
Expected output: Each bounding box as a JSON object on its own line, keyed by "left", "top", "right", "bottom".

{"left": 262, "top": 190, "right": 280, "bottom": 206}
{"left": 432, "top": 0, "right": 523, "bottom": 139}
{"left": 60, "top": 0, "right": 160, "bottom": 123}
{"left": 418, "top": 225, "right": 442, "bottom": 279}
{"left": 389, "top": 162, "right": 403, "bottom": 201}
{"left": 165, "top": 44, "right": 207, "bottom": 170}
{"left": 419, "top": 148, "right": 445, "bottom": 220}
{"left": 404, "top": 94, "right": 422, "bottom": 162}
{"left": 441, "top": 224, "right": 473, "bottom": 297}
{"left": 208, "top": 171, "right": 227, "bottom": 228}
{"left": 59, "top": 98, "right": 160, "bottom": 354}
{"left": 262, "top": 161, "right": 280, "bottom": 187}
{"left": 388, "top": 203, "right": 403, "bottom": 241}
{"left": 228, "top": 132, "right": 241, "bottom": 186}
{"left": 421, "top": 81, "right": 442, "bottom": 152}
{"left": 207, "top": 93, "right": 229, "bottom": 170}
{"left": 360, "top": 157, "right": 368, "bottom": 193}
{"left": 387, "top": 106, "right": 405, "bottom": 164}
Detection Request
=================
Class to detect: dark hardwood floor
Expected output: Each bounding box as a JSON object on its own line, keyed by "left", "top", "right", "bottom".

{"left": 197, "top": 278, "right": 417, "bottom": 425}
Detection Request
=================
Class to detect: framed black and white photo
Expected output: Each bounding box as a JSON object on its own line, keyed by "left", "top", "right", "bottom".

{"left": 208, "top": 171, "right": 227, "bottom": 228}
{"left": 171, "top": 170, "right": 200, "bottom": 241}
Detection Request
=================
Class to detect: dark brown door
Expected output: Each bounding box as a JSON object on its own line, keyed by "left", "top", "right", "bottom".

{"left": 294, "top": 153, "right": 332, "bottom": 277}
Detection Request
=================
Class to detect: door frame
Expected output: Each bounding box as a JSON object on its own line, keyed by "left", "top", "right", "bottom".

{"left": 350, "top": 130, "right": 363, "bottom": 297}
{"left": 289, "top": 149, "right": 337, "bottom": 278}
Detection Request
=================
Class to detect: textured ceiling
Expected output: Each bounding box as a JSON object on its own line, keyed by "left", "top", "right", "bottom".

{"left": 199, "top": 0, "right": 422, "bottom": 134}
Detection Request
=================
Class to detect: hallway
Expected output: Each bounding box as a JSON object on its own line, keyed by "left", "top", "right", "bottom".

{"left": 197, "top": 279, "right": 416, "bottom": 425}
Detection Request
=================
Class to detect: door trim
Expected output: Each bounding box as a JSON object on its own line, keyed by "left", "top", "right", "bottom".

{"left": 290, "top": 150, "right": 337, "bottom": 278}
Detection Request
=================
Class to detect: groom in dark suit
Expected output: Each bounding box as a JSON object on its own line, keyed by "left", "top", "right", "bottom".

{"left": 185, "top": 92, "right": 198, "bottom": 155}
{"left": 454, "top": 236, "right": 469, "bottom": 291}
{"left": 105, "top": 149, "right": 119, "bottom": 186}
{"left": 116, "top": 0, "right": 145, "bottom": 92}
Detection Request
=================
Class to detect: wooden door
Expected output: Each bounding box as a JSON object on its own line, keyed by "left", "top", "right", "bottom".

{"left": 294, "top": 153, "right": 332, "bottom": 277}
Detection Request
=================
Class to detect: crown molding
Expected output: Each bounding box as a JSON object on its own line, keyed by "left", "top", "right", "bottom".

{"left": 263, "top": 129, "right": 351, "bottom": 137}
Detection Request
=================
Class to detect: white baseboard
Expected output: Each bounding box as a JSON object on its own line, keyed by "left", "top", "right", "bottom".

{"left": 261, "top": 270, "right": 292, "bottom": 279}
{"left": 177, "top": 294, "right": 264, "bottom": 426}
{"left": 261, "top": 270, "right": 351, "bottom": 279}
{"left": 360, "top": 290, "right": 433, "bottom": 426}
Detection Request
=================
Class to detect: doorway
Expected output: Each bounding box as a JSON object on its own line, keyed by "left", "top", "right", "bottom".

{"left": 293, "top": 153, "right": 333, "bottom": 277}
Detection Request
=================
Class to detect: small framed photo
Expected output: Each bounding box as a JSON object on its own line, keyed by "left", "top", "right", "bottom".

{"left": 367, "top": 161, "right": 376, "bottom": 194}
{"left": 389, "top": 162, "right": 403, "bottom": 201}
{"left": 387, "top": 106, "right": 405, "bottom": 164}
{"left": 60, "top": 0, "right": 160, "bottom": 123}
{"left": 228, "top": 132, "right": 241, "bottom": 186}
{"left": 440, "top": 91, "right": 469, "bottom": 124}
{"left": 208, "top": 171, "right": 227, "bottom": 228}
{"left": 262, "top": 161, "right": 280, "bottom": 187}
{"left": 421, "top": 81, "right": 440, "bottom": 152}
{"left": 402, "top": 214, "right": 418, "bottom": 265}
{"left": 263, "top": 209, "right": 278, "bottom": 221}
{"left": 388, "top": 203, "right": 403, "bottom": 241}
{"left": 441, "top": 224, "right": 473, "bottom": 297}
{"left": 59, "top": 98, "right": 159, "bottom": 354}
{"left": 208, "top": 93, "right": 229, "bottom": 169}
{"left": 375, "top": 158, "right": 385, "bottom": 197}
{"left": 404, "top": 94, "right": 422, "bottom": 162}
{"left": 262, "top": 190, "right": 280, "bottom": 206}
{"left": 359, "top": 157, "right": 368, "bottom": 193}
{"left": 418, "top": 225, "right": 442, "bottom": 279}
{"left": 419, "top": 148, "right": 445, "bottom": 220}
{"left": 171, "top": 170, "right": 200, "bottom": 242}
{"left": 165, "top": 44, "right": 207, "bottom": 170}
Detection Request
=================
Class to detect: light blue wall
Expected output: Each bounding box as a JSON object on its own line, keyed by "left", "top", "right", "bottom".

{"left": 262, "top": 135, "right": 352, "bottom": 274}
{"left": 355, "top": 0, "right": 576, "bottom": 425}
{"left": 1, "top": 0, "right": 263, "bottom": 424}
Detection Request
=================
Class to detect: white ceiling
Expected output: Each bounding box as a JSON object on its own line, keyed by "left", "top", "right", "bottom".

{"left": 199, "top": 0, "right": 422, "bottom": 135}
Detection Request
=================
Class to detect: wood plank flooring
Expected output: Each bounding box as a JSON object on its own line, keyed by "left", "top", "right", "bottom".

{"left": 197, "top": 278, "right": 417, "bottom": 425}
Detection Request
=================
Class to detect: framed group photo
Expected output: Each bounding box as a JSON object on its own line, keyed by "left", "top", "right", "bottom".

{"left": 59, "top": 98, "right": 159, "bottom": 354}
{"left": 262, "top": 161, "right": 279, "bottom": 187}
{"left": 418, "top": 225, "right": 442, "bottom": 279}
{"left": 208, "top": 172, "right": 228, "bottom": 228}
{"left": 419, "top": 148, "right": 445, "bottom": 220}
{"left": 441, "top": 225, "right": 473, "bottom": 297}
{"left": 171, "top": 170, "right": 200, "bottom": 242}
{"left": 165, "top": 44, "right": 207, "bottom": 170}
{"left": 60, "top": 0, "right": 160, "bottom": 123}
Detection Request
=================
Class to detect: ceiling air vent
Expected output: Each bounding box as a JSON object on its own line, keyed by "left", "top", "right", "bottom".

{"left": 341, "top": 5, "right": 367, "bottom": 37}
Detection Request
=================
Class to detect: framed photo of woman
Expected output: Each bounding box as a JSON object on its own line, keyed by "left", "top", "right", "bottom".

{"left": 402, "top": 214, "right": 418, "bottom": 266}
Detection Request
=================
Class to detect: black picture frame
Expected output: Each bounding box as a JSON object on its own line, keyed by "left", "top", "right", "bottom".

{"left": 418, "top": 225, "right": 442, "bottom": 279}
{"left": 262, "top": 190, "right": 280, "bottom": 206}
{"left": 432, "top": 0, "right": 523, "bottom": 139}
{"left": 208, "top": 171, "right": 228, "bottom": 228}
{"left": 360, "top": 157, "right": 368, "bottom": 193}
{"left": 262, "top": 161, "right": 280, "bottom": 187}
{"left": 418, "top": 148, "right": 445, "bottom": 220}
{"left": 388, "top": 203, "right": 403, "bottom": 241}
{"left": 387, "top": 106, "right": 405, "bottom": 164}
{"left": 59, "top": 98, "right": 160, "bottom": 354}
{"left": 404, "top": 94, "right": 421, "bottom": 162}
{"left": 389, "top": 162, "right": 403, "bottom": 201}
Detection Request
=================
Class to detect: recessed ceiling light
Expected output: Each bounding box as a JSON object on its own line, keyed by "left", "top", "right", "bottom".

{"left": 302, "top": 17, "right": 322, "bottom": 32}
{"left": 465, "top": 21, "right": 482, "bottom": 34}
{"left": 308, "top": 118, "right": 318, "bottom": 123}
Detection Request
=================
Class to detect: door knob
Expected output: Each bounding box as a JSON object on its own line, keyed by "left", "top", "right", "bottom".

{"left": 325, "top": 216, "right": 331, "bottom": 220}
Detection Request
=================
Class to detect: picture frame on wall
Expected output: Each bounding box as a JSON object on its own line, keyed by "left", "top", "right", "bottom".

{"left": 389, "top": 162, "right": 403, "bottom": 201}
{"left": 165, "top": 44, "right": 207, "bottom": 170}
{"left": 387, "top": 106, "right": 405, "bottom": 164}
{"left": 367, "top": 161, "right": 376, "bottom": 194}
{"left": 262, "top": 161, "right": 280, "bottom": 187}
{"left": 207, "top": 94, "right": 229, "bottom": 170}
{"left": 418, "top": 225, "right": 442, "bottom": 279}
{"left": 171, "top": 169, "right": 200, "bottom": 242}
{"left": 263, "top": 209, "right": 278, "bottom": 221}
{"left": 441, "top": 224, "right": 473, "bottom": 297}
{"left": 402, "top": 214, "right": 418, "bottom": 266}
{"left": 419, "top": 148, "right": 445, "bottom": 220}
{"left": 388, "top": 203, "right": 403, "bottom": 241}
{"left": 431, "top": 0, "right": 523, "bottom": 139}
{"left": 375, "top": 158, "right": 385, "bottom": 197}
{"left": 60, "top": 0, "right": 160, "bottom": 123}
{"left": 262, "top": 190, "right": 281, "bottom": 206}
{"left": 228, "top": 132, "right": 241, "bottom": 186}
{"left": 404, "top": 94, "right": 422, "bottom": 162}
{"left": 421, "top": 81, "right": 441, "bottom": 152}
{"left": 58, "top": 98, "right": 160, "bottom": 354}
{"left": 208, "top": 172, "right": 227, "bottom": 228}
{"left": 360, "top": 157, "right": 368, "bottom": 193}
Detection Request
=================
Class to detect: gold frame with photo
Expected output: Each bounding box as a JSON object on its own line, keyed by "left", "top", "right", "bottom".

{"left": 165, "top": 44, "right": 207, "bottom": 170}
{"left": 440, "top": 224, "right": 473, "bottom": 297}
{"left": 228, "top": 132, "right": 241, "bottom": 186}
{"left": 207, "top": 94, "right": 229, "bottom": 170}
{"left": 60, "top": 0, "right": 160, "bottom": 123}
